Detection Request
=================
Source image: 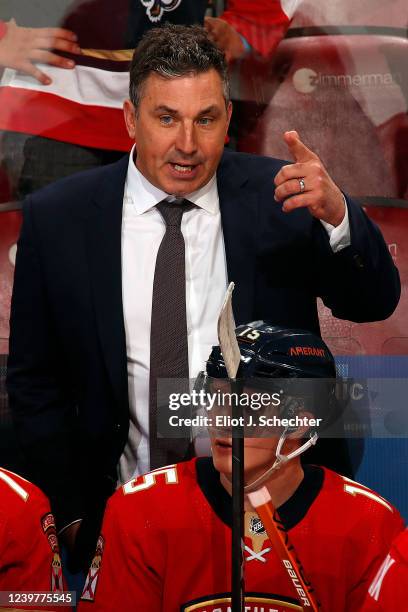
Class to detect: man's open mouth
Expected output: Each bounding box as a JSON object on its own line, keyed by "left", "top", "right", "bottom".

{"left": 169, "top": 162, "right": 198, "bottom": 174}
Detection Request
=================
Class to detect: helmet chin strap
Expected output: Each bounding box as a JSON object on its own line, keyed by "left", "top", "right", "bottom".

{"left": 243, "top": 428, "right": 318, "bottom": 493}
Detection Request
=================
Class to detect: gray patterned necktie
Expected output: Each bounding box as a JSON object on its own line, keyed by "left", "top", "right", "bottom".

{"left": 149, "top": 197, "right": 194, "bottom": 469}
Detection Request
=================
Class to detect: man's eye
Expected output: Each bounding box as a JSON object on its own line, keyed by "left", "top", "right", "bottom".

{"left": 198, "top": 117, "right": 213, "bottom": 126}
{"left": 160, "top": 115, "right": 173, "bottom": 125}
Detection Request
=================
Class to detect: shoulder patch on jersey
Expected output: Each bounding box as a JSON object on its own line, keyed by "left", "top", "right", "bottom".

{"left": 41, "top": 512, "right": 60, "bottom": 553}
{"left": 41, "top": 512, "right": 56, "bottom": 533}
{"left": 41, "top": 513, "right": 63, "bottom": 592}
{"left": 51, "top": 552, "right": 63, "bottom": 593}
{"left": 81, "top": 535, "right": 105, "bottom": 602}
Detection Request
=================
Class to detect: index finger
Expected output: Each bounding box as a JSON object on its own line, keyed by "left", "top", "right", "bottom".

{"left": 284, "top": 130, "right": 317, "bottom": 163}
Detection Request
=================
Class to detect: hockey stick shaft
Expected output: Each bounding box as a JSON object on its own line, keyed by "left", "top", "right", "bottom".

{"left": 231, "top": 381, "right": 245, "bottom": 611}
{"left": 231, "top": 435, "right": 245, "bottom": 611}
{"left": 248, "top": 487, "right": 320, "bottom": 611}
{"left": 216, "top": 282, "right": 245, "bottom": 610}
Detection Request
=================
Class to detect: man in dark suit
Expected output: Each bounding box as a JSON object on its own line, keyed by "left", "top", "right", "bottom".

{"left": 7, "top": 24, "right": 400, "bottom": 569}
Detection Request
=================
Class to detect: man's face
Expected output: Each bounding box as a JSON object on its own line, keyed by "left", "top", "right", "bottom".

{"left": 209, "top": 382, "right": 281, "bottom": 484}
{"left": 123, "top": 69, "right": 232, "bottom": 196}
{"left": 211, "top": 436, "right": 279, "bottom": 485}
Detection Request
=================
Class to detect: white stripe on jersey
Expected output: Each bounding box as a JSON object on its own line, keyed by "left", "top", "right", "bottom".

{"left": 368, "top": 554, "right": 396, "bottom": 601}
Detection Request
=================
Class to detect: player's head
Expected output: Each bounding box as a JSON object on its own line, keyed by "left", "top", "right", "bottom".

{"left": 204, "top": 322, "right": 337, "bottom": 490}
{"left": 123, "top": 24, "right": 232, "bottom": 196}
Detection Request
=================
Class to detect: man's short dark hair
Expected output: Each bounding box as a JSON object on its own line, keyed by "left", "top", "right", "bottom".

{"left": 129, "top": 23, "right": 230, "bottom": 108}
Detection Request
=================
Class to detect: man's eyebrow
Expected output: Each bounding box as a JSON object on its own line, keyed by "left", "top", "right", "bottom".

{"left": 153, "top": 105, "right": 222, "bottom": 116}
{"left": 198, "top": 105, "right": 221, "bottom": 115}
{"left": 154, "top": 105, "right": 180, "bottom": 114}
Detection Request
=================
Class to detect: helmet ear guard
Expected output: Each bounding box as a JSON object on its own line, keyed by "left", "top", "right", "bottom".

{"left": 280, "top": 397, "right": 305, "bottom": 434}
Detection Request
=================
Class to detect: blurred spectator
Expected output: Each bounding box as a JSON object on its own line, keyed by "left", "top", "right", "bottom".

{"left": 0, "top": 1, "right": 208, "bottom": 199}
{"left": 208, "top": 0, "right": 298, "bottom": 60}
{"left": 209, "top": 1, "right": 298, "bottom": 148}
{"left": 0, "top": 1, "right": 298, "bottom": 199}
{"left": 0, "top": 18, "right": 79, "bottom": 84}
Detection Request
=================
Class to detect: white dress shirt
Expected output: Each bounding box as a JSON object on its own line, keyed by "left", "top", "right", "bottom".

{"left": 118, "top": 146, "right": 351, "bottom": 483}
{"left": 118, "top": 147, "right": 228, "bottom": 482}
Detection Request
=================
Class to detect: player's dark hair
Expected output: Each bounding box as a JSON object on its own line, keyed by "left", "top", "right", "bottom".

{"left": 129, "top": 23, "right": 230, "bottom": 108}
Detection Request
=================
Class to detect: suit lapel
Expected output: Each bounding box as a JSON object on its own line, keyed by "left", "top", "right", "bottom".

{"left": 85, "top": 156, "right": 129, "bottom": 406}
{"left": 84, "top": 151, "right": 258, "bottom": 401}
{"left": 217, "top": 152, "right": 258, "bottom": 325}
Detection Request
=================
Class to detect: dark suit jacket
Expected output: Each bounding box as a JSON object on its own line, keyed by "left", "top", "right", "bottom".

{"left": 6, "top": 150, "right": 400, "bottom": 536}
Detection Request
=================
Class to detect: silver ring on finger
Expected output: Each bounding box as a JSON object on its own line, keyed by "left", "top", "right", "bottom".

{"left": 298, "top": 178, "right": 306, "bottom": 193}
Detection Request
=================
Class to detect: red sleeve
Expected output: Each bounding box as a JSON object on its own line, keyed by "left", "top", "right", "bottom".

{"left": 0, "top": 471, "right": 66, "bottom": 610}
{"left": 345, "top": 505, "right": 405, "bottom": 610}
{"left": 220, "top": 0, "right": 296, "bottom": 56}
{"left": 360, "top": 529, "right": 408, "bottom": 611}
{"left": 78, "top": 496, "right": 163, "bottom": 611}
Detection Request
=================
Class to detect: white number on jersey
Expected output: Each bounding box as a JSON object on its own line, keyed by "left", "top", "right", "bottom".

{"left": 123, "top": 465, "right": 178, "bottom": 495}
{"left": 342, "top": 476, "right": 393, "bottom": 513}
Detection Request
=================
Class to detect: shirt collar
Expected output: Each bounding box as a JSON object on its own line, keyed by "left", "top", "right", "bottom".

{"left": 125, "top": 144, "right": 219, "bottom": 215}
{"left": 195, "top": 457, "right": 324, "bottom": 531}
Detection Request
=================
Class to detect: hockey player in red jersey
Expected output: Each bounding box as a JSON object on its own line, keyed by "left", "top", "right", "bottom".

{"left": 0, "top": 467, "right": 66, "bottom": 610}
{"left": 78, "top": 323, "right": 404, "bottom": 612}
{"left": 206, "top": 0, "right": 298, "bottom": 61}
{"left": 361, "top": 528, "right": 408, "bottom": 611}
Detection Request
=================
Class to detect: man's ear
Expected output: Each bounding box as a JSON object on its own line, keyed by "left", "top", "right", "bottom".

{"left": 226, "top": 100, "right": 233, "bottom": 131}
{"left": 123, "top": 99, "right": 137, "bottom": 140}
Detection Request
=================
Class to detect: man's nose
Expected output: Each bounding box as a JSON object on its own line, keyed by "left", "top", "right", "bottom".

{"left": 175, "top": 122, "right": 198, "bottom": 156}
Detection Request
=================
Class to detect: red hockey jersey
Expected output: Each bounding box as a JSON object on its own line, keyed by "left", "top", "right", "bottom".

{"left": 361, "top": 528, "right": 408, "bottom": 611}
{"left": 221, "top": 0, "right": 297, "bottom": 57}
{"left": 0, "top": 467, "right": 65, "bottom": 608}
{"left": 78, "top": 458, "right": 404, "bottom": 611}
